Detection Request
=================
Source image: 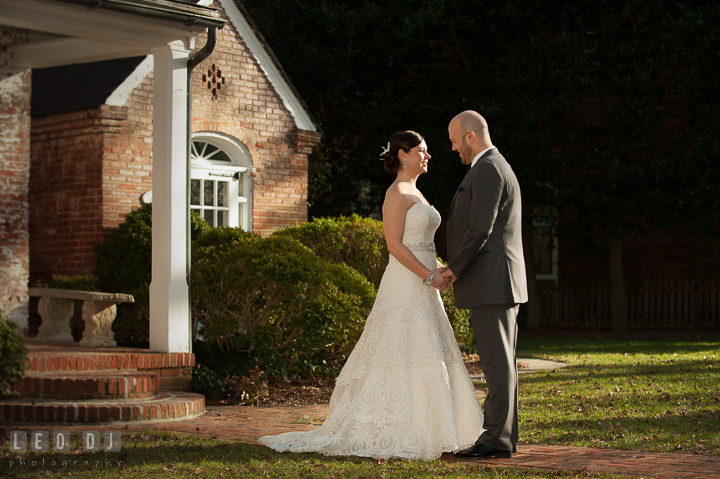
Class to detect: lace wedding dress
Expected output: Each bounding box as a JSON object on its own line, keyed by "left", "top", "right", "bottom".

{"left": 260, "top": 203, "right": 483, "bottom": 460}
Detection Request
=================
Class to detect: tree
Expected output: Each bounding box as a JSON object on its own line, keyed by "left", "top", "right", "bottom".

{"left": 554, "top": 0, "right": 720, "bottom": 331}
{"left": 244, "top": 0, "right": 720, "bottom": 331}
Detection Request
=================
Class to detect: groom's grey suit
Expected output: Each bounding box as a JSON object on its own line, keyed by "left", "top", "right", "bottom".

{"left": 446, "top": 147, "right": 527, "bottom": 452}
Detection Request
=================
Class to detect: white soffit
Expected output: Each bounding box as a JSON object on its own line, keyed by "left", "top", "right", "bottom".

{"left": 218, "top": 0, "right": 317, "bottom": 132}
{"left": 0, "top": 0, "right": 203, "bottom": 50}
{"left": 13, "top": 38, "right": 149, "bottom": 69}
{"left": 106, "top": 55, "right": 154, "bottom": 106}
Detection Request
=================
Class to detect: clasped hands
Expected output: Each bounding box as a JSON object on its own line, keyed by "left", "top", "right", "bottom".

{"left": 431, "top": 267, "right": 458, "bottom": 292}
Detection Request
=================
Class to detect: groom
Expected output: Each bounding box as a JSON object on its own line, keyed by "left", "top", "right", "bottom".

{"left": 442, "top": 111, "right": 528, "bottom": 458}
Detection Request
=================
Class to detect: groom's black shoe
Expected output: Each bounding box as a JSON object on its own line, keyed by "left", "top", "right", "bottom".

{"left": 454, "top": 443, "right": 512, "bottom": 459}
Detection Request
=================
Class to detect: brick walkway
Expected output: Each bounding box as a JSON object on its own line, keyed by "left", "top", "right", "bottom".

{"left": 6, "top": 404, "right": 720, "bottom": 478}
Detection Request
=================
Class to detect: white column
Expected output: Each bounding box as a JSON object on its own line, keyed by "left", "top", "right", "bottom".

{"left": 149, "top": 41, "right": 191, "bottom": 353}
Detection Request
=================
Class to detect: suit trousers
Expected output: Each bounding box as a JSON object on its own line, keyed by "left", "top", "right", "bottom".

{"left": 470, "top": 303, "right": 519, "bottom": 451}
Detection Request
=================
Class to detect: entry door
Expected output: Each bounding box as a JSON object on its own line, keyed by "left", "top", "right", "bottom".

{"left": 190, "top": 167, "right": 239, "bottom": 228}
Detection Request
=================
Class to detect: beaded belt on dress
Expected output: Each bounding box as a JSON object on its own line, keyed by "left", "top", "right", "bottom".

{"left": 403, "top": 242, "right": 436, "bottom": 252}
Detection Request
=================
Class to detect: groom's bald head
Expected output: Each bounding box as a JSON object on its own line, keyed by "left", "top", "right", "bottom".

{"left": 451, "top": 111, "right": 491, "bottom": 143}
{"left": 448, "top": 111, "right": 493, "bottom": 163}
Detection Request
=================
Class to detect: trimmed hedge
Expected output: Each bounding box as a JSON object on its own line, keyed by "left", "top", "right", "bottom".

{"left": 272, "top": 214, "right": 388, "bottom": 288}
{"left": 191, "top": 233, "right": 375, "bottom": 379}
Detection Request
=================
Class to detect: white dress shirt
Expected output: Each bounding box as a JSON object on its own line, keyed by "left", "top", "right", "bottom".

{"left": 470, "top": 146, "right": 495, "bottom": 168}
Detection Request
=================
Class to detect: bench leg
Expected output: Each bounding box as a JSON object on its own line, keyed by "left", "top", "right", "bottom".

{"left": 35, "top": 297, "right": 75, "bottom": 343}
{"left": 79, "top": 301, "right": 117, "bottom": 347}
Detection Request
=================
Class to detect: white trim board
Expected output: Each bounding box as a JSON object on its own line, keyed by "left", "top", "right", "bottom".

{"left": 106, "top": 55, "right": 154, "bottom": 107}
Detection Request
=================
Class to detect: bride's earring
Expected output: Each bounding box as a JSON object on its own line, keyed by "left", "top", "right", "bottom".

{"left": 403, "top": 158, "right": 407, "bottom": 169}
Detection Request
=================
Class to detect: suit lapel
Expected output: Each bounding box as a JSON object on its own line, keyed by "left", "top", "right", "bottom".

{"left": 449, "top": 148, "right": 498, "bottom": 214}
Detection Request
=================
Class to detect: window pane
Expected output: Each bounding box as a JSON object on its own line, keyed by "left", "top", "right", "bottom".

{"left": 210, "top": 149, "right": 232, "bottom": 162}
{"left": 237, "top": 173, "right": 244, "bottom": 197}
{"left": 191, "top": 180, "right": 201, "bottom": 206}
{"left": 204, "top": 180, "right": 214, "bottom": 206}
{"left": 203, "top": 144, "right": 219, "bottom": 157}
{"left": 204, "top": 209, "right": 214, "bottom": 227}
{"left": 217, "top": 210, "right": 227, "bottom": 227}
{"left": 217, "top": 181, "right": 227, "bottom": 207}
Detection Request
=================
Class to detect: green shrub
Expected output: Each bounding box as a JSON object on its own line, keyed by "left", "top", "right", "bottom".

{"left": 94, "top": 203, "right": 153, "bottom": 303}
{"left": 440, "top": 288, "right": 476, "bottom": 354}
{"left": 275, "top": 215, "right": 475, "bottom": 355}
{"left": 0, "top": 314, "right": 28, "bottom": 398}
{"left": 190, "top": 365, "right": 232, "bottom": 401}
{"left": 192, "top": 225, "right": 257, "bottom": 252}
{"left": 272, "top": 214, "right": 388, "bottom": 288}
{"left": 34, "top": 274, "right": 98, "bottom": 291}
{"left": 289, "top": 262, "right": 374, "bottom": 370}
{"left": 93, "top": 206, "right": 211, "bottom": 345}
{"left": 191, "top": 234, "right": 375, "bottom": 379}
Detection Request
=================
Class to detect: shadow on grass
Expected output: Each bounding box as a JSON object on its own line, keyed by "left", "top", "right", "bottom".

{"left": 519, "top": 359, "right": 719, "bottom": 386}
{"left": 0, "top": 435, "right": 361, "bottom": 477}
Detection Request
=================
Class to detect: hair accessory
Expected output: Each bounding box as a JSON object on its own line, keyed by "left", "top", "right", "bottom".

{"left": 378, "top": 141, "right": 390, "bottom": 160}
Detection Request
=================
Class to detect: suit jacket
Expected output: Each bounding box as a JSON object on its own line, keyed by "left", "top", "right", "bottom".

{"left": 446, "top": 148, "right": 528, "bottom": 309}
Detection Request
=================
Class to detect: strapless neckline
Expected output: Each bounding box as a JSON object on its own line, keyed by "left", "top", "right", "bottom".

{"left": 409, "top": 202, "right": 436, "bottom": 212}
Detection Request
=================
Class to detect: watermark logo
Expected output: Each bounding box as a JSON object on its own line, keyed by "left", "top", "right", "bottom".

{"left": 8, "top": 431, "right": 121, "bottom": 452}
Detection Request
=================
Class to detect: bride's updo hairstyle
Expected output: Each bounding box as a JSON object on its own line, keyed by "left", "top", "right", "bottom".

{"left": 382, "top": 130, "right": 424, "bottom": 174}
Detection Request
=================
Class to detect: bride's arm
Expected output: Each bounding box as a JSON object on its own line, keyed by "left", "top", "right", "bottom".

{"left": 382, "top": 193, "right": 437, "bottom": 282}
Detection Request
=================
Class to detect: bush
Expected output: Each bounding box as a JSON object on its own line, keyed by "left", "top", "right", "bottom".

{"left": 191, "top": 233, "right": 375, "bottom": 379}
{"left": 34, "top": 274, "right": 98, "bottom": 291}
{"left": 272, "top": 214, "right": 388, "bottom": 288}
{"left": 0, "top": 314, "right": 28, "bottom": 398}
{"left": 440, "top": 288, "right": 476, "bottom": 354}
{"left": 275, "top": 214, "right": 475, "bottom": 354}
{"left": 93, "top": 206, "right": 212, "bottom": 345}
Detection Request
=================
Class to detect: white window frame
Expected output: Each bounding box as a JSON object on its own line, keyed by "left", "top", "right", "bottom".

{"left": 190, "top": 132, "right": 252, "bottom": 231}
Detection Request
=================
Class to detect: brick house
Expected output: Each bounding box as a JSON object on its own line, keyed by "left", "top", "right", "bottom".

{"left": 1, "top": 0, "right": 320, "bottom": 350}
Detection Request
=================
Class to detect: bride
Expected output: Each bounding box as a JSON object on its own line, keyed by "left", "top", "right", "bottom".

{"left": 260, "top": 131, "right": 483, "bottom": 460}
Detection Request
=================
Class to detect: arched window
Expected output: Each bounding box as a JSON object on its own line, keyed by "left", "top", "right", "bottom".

{"left": 190, "top": 133, "right": 252, "bottom": 231}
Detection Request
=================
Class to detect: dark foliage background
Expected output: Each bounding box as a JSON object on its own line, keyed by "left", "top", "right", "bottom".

{"left": 243, "top": 0, "right": 720, "bottom": 241}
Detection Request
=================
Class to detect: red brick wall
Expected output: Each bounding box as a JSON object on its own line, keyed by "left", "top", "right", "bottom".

{"left": 0, "top": 69, "right": 31, "bottom": 332}
{"left": 28, "top": 3, "right": 320, "bottom": 284}
{"left": 188, "top": 12, "right": 321, "bottom": 237}
{"left": 30, "top": 108, "right": 106, "bottom": 280}
{"left": 557, "top": 225, "right": 718, "bottom": 288}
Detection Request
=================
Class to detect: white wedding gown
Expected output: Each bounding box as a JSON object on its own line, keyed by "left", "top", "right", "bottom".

{"left": 260, "top": 203, "right": 484, "bottom": 460}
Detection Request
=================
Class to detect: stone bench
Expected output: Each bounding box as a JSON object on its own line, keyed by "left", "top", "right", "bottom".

{"left": 28, "top": 288, "right": 134, "bottom": 347}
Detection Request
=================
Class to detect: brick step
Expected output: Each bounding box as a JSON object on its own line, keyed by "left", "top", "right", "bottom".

{"left": 26, "top": 343, "right": 194, "bottom": 373}
{"left": 0, "top": 392, "right": 205, "bottom": 424}
{"left": 22, "top": 339, "right": 194, "bottom": 391}
{"left": 15, "top": 371, "right": 159, "bottom": 400}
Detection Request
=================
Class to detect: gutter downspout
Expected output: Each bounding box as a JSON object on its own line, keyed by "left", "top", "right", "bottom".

{"left": 186, "top": 27, "right": 219, "bottom": 352}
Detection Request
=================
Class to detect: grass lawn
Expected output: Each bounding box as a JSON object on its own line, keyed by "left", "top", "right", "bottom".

{"left": 1, "top": 432, "right": 632, "bottom": 479}
{"left": 514, "top": 336, "right": 720, "bottom": 456}
{"left": 2, "top": 335, "right": 717, "bottom": 478}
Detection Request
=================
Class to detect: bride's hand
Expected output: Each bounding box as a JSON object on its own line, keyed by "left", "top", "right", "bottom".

{"left": 432, "top": 268, "right": 450, "bottom": 291}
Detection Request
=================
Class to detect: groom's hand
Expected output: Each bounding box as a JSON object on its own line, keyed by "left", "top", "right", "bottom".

{"left": 432, "top": 267, "right": 450, "bottom": 291}
{"left": 442, "top": 268, "right": 458, "bottom": 285}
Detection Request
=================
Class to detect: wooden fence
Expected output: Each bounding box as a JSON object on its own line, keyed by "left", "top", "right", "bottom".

{"left": 526, "top": 279, "right": 720, "bottom": 328}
